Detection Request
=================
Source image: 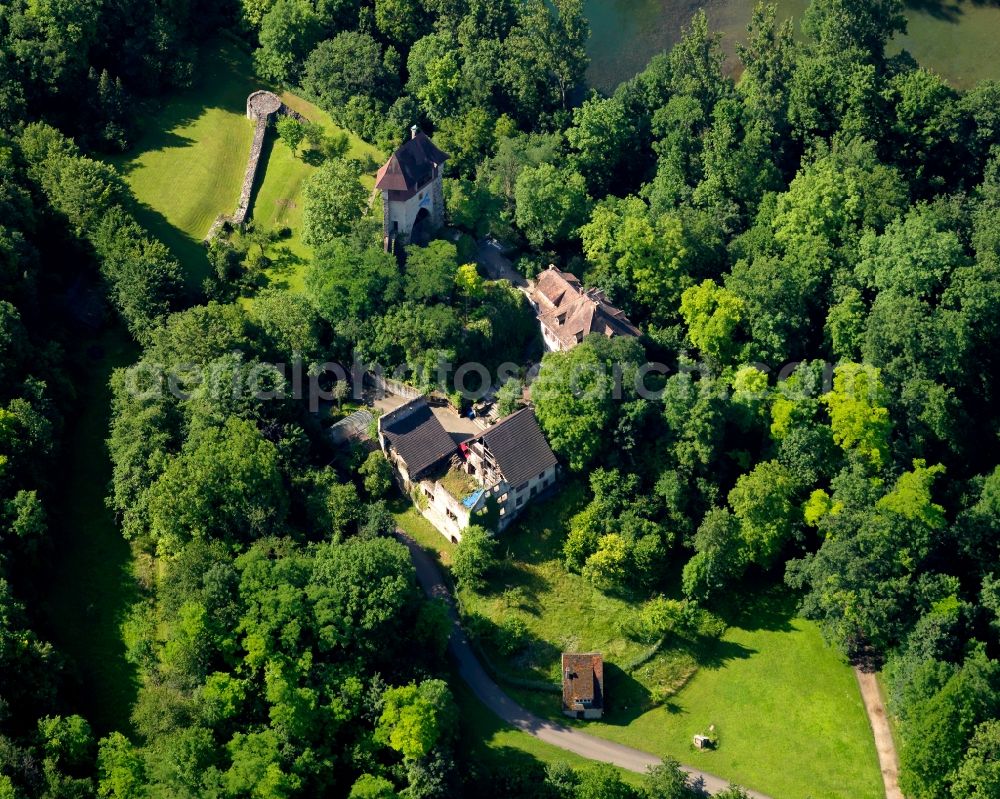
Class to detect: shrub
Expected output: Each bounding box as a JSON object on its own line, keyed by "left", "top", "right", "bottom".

{"left": 495, "top": 615, "right": 529, "bottom": 656}
{"left": 452, "top": 525, "right": 497, "bottom": 589}
{"left": 621, "top": 597, "right": 686, "bottom": 643}
{"left": 359, "top": 451, "right": 392, "bottom": 498}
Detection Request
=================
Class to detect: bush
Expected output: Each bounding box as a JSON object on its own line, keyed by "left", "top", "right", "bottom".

{"left": 452, "top": 525, "right": 497, "bottom": 589}
{"left": 495, "top": 615, "right": 529, "bottom": 656}
{"left": 620, "top": 597, "right": 686, "bottom": 643}
{"left": 359, "top": 451, "right": 392, "bottom": 498}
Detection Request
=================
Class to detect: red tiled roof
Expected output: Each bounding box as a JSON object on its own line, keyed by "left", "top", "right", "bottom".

{"left": 375, "top": 131, "right": 449, "bottom": 196}
{"left": 562, "top": 652, "right": 604, "bottom": 711}
{"left": 533, "top": 267, "right": 640, "bottom": 347}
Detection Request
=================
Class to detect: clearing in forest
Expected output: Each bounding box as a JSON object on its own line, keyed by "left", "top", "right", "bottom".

{"left": 397, "top": 485, "right": 883, "bottom": 799}
{"left": 110, "top": 37, "right": 380, "bottom": 292}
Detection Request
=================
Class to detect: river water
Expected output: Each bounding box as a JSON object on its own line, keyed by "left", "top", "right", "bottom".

{"left": 584, "top": 0, "right": 1000, "bottom": 92}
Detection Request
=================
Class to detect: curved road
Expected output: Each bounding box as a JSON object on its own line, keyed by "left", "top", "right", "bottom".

{"left": 395, "top": 532, "right": 771, "bottom": 799}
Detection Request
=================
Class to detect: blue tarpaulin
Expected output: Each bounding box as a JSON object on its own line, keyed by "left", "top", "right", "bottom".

{"left": 462, "top": 488, "right": 486, "bottom": 508}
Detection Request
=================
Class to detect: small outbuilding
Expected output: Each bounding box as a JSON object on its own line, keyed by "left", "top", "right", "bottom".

{"left": 562, "top": 652, "right": 604, "bottom": 720}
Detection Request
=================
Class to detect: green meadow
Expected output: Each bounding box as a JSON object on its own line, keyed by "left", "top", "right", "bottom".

{"left": 110, "top": 37, "right": 380, "bottom": 292}
{"left": 397, "top": 486, "right": 882, "bottom": 799}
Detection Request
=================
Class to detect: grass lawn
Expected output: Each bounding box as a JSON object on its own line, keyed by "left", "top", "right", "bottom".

{"left": 510, "top": 601, "right": 882, "bottom": 799}
{"left": 109, "top": 39, "right": 254, "bottom": 287}
{"left": 404, "top": 481, "right": 882, "bottom": 799}
{"left": 39, "top": 330, "right": 139, "bottom": 734}
{"left": 253, "top": 92, "right": 382, "bottom": 295}
{"left": 457, "top": 482, "right": 700, "bottom": 701}
{"left": 394, "top": 498, "right": 457, "bottom": 567}
{"left": 452, "top": 672, "right": 647, "bottom": 791}
{"left": 586, "top": 0, "right": 1000, "bottom": 92}
{"left": 110, "top": 37, "right": 381, "bottom": 293}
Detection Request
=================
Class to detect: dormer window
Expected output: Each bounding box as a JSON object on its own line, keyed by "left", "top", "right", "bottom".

{"left": 557, "top": 313, "right": 567, "bottom": 325}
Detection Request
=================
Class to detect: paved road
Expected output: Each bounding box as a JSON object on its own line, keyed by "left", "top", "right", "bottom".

{"left": 394, "top": 531, "right": 771, "bottom": 799}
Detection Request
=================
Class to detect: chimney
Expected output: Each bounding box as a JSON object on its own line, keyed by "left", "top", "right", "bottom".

{"left": 410, "top": 124, "right": 418, "bottom": 139}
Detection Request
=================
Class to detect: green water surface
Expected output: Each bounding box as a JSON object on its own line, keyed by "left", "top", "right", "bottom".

{"left": 584, "top": 0, "right": 1000, "bottom": 91}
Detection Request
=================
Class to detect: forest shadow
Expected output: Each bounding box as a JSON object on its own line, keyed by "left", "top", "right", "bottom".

{"left": 688, "top": 635, "right": 757, "bottom": 671}
{"left": 261, "top": 244, "right": 307, "bottom": 290}
{"left": 123, "top": 37, "right": 258, "bottom": 161}
{"left": 906, "top": 0, "right": 963, "bottom": 21}
{"left": 906, "top": 0, "right": 1000, "bottom": 22}
{"left": 40, "top": 330, "right": 141, "bottom": 735}
{"left": 129, "top": 199, "right": 210, "bottom": 289}
{"left": 711, "top": 581, "right": 798, "bottom": 634}
{"left": 113, "top": 131, "right": 199, "bottom": 175}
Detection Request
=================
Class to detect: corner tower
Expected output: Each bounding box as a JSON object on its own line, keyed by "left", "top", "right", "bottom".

{"left": 375, "top": 125, "right": 448, "bottom": 251}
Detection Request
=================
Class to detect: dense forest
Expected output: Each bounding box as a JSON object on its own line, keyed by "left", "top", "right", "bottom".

{"left": 2, "top": 0, "right": 1000, "bottom": 797}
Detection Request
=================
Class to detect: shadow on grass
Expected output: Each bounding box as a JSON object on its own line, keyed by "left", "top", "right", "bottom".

{"left": 454, "top": 674, "right": 560, "bottom": 797}
{"left": 467, "top": 745, "right": 553, "bottom": 798}
{"left": 40, "top": 330, "right": 140, "bottom": 735}
{"left": 905, "top": 0, "right": 1000, "bottom": 22}
{"left": 603, "top": 661, "right": 654, "bottom": 724}
{"left": 261, "top": 244, "right": 308, "bottom": 290}
{"left": 478, "top": 558, "right": 553, "bottom": 609}
{"left": 905, "top": 0, "right": 963, "bottom": 21}
{"left": 301, "top": 149, "right": 325, "bottom": 166}
{"left": 687, "top": 635, "right": 757, "bottom": 670}
{"left": 122, "top": 38, "right": 259, "bottom": 160}
{"left": 501, "top": 480, "right": 588, "bottom": 564}
{"left": 245, "top": 122, "right": 275, "bottom": 224}
{"left": 129, "top": 199, "right": 210, "bottom": 289}
{"left": 711, "top": 581, "right": 798, "bottom": 634}
{"left": 113, "top": 132, "right": 199, "bottom": 176}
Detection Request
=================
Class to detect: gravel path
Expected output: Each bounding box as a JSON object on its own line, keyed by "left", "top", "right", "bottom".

{"left": 395, "top": 531, "right": 772, "bottom": 799}
{"left": 855, "top": 669, "right": 904, "bottom": 799}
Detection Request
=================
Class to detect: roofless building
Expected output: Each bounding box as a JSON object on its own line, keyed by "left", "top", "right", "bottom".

{"left": 378, "top": 398, "right": 559, "bottom": 543}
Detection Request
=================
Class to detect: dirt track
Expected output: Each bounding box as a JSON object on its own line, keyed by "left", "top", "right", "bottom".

{"left": 855, "top": 669, "right": 904, "bottom": 799}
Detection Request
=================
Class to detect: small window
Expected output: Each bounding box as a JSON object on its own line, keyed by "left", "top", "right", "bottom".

{"left": 516, "top": 482, "right": 529, "bottom": 492}
{"left": 530, "top": 486, "right": 537, "bottom": 498}
{"left": 516, "top": 496, "right": 524, "bottom": 507}
{"left": 557, "top": 314, "right": 567, "bottom": 325}
{"left": 575, "top": 331, "right": 584, "bottom": 343}
{"left": 538, "top": 471, "right": 545, "bottom": 480}
{"left": 498, "top": 493, "right": 508, "bottom": 503}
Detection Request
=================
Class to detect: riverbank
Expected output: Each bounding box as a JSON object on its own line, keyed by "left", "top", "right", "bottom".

{"left": 584, "top": 0, "right": 1000, "bottom": 92}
